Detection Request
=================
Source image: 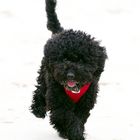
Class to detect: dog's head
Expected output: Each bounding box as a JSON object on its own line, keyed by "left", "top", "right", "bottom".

{"left": 44, "top": 30, "right": 107, "bottom": 93}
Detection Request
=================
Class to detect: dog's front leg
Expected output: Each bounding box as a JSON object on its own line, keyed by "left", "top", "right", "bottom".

{"left": 50, "top": 108, "right": 85, "bottom": 140}
{"left": 66, "top": 114, "right": 85, "bottom": 140}
{"left": 30, "top": 57, "right": 47, "bottom": 118}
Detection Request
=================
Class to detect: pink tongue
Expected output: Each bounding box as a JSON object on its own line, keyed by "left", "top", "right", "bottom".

{"left": 67, "top": 81, "right": 76, "bottom": 87}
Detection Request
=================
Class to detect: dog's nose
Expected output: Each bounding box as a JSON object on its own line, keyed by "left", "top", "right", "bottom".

{"left": 67, "top": 72, "right": 75, "bottom": 80}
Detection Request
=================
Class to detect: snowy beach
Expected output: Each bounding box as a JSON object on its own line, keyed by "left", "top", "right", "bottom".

{"left": 0, "top": 0, "right": 140, "bottom": 139}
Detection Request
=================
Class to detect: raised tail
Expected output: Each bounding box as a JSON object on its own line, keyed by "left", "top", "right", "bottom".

{"left": 45, "top": 0, "right": 63, "bottom": 34}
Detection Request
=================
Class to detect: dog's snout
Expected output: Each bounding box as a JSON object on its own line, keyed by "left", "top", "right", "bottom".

{"left": 67, "top": 72, "right": 75, "bottom": 80}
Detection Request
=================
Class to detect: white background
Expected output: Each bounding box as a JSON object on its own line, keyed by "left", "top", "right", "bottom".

{"left": 0, "top": 0, "right": 140, "bottom": 139}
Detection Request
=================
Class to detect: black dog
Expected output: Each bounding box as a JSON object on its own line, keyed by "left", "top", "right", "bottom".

{"left": 31, "top": 0, "right": 107, "bottom": 140}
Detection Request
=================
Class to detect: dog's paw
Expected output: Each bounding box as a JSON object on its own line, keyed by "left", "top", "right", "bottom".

{"left": 30, "top": 106, "right": 46, "bottom": 119}
{"left": 59, "top": 132, "right": 67, "bottom": 139}
{"left": 53, "top": 0, "right": 56, "bottom": 3}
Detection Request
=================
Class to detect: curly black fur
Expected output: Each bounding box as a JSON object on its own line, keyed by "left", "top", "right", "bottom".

{"left": 31, "top": 0, "right": 107, "bottom": 140}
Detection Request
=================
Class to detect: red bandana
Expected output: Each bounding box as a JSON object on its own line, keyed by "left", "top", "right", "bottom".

{"left": 64, "top": 83, "right": 91, "bottom": 103}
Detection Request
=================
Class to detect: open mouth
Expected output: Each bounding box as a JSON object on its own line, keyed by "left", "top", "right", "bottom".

{"left": 64, "top": 81, "right": 80, "bottom": 93}
{"left": 67, "top": 81, "right": 77, "bottom": 88}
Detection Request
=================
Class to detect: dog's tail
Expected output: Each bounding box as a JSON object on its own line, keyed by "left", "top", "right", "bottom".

{"left": 45, "top": 0, "right": 63, "bottom": 34}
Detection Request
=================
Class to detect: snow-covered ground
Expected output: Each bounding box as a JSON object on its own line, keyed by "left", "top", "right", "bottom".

{"left": 0, "top": 0, "right": 140, "bottom": 139}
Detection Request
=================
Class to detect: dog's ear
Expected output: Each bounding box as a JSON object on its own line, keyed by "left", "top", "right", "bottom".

{"left": 30, "top": 57, "right": 47, "bottom": 118}
{"left": 92, "top": 38, "right": 108, "bottom": 81}
{"left": 94, "top": 46, "right": 107, "bottom": 78}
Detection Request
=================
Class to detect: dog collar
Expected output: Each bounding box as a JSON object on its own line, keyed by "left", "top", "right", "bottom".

{"left": 64, "top": 83, "right": 91, "bottom": 103}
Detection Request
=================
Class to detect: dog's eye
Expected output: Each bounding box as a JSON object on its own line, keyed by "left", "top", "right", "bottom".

{"left": 64, "top": 64, "right": 67, "bottom": 69}
{"left": 79, "top": 59, "right": 83, "bottom": 63}
{"left": 63, "top": 58, "right": 67, "bottom": 62}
